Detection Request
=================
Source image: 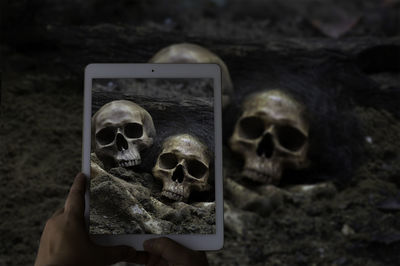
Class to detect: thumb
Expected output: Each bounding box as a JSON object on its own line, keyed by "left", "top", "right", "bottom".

{"left": 92, "top": 245, "right": 137, "bottom": 265}
{"left": 144, "top": 237, "right": 192, "bottom": 262}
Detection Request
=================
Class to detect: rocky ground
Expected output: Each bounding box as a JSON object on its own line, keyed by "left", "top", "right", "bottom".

{"left": 89, "top": 155, "right": 216, "bottom": 235}
{"left": 1, "top": 0, "right": 400, "bottom": 265}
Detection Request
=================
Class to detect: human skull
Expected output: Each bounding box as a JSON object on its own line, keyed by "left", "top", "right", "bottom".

{"left": 229, "top": 90, "right": 309, "bottom": 185}
{"left": 149, "top": 43, "right": 233, "bottom": 107}
{"left": 152, "top": 134, "right": 210, "bottom": 202}
{"left": 92, "top": 100, "right": 156, "bottom": 168}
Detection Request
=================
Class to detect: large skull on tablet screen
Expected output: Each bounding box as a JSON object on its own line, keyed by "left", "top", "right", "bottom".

{"left": 93, "top": 100, "right": 156, "bottom": 168}
{"left": 152, "top": 134, "right": 210, "bottom": 202}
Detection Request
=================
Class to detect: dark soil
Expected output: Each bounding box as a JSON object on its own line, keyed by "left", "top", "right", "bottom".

{"left": 1, "top": 0, "right": 400, "bottom": 265}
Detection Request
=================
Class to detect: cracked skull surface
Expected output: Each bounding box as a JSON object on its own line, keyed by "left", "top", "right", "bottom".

{"left": 149, "top": 43, "right": 233, "bottom": 107}
{"left": 152, "top": 134, "right": 210, "bottom": 202}
{"left": 229, "top": 90, "right": 309, "bottom": 185}
{"left": 93, "top": 100, "right": 156, "bottom": 168}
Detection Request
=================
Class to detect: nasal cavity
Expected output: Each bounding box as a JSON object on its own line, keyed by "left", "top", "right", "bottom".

{"left": 172, "top": 165, "right": 184, "bottom": 183}
{"left": 256, "top": 134, "right": 274, "bottom": 158}
{"left": 116, "top": 134, "right": 128, "bottom": 151}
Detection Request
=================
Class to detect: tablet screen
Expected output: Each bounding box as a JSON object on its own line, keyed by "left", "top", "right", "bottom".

{"left": 89, "top": 78, "right": 216, "bottom": 235}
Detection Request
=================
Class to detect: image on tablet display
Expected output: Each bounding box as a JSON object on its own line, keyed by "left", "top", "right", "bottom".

{"left": 90, "top": 78, "right": 215, "bottom": 235}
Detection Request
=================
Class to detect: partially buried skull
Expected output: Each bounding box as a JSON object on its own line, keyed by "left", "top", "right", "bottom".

{"left": 93, "top": 100, "right": 156, "bottom": 169}
{"left": 229, "top": 90, "right": 309, "bottom": 185}
{"left": 149, "top": 43, "right": 233, "bottom": 107}
{"left": 152, "top": 134, "right": 211, "bottom": 202}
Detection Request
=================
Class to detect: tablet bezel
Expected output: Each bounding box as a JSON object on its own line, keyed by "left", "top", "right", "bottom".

{"left": 83, "top": 63, "right": 223, "bottom": 250}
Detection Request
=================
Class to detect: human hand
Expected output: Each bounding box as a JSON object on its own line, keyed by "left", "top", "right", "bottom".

{"left": 142, "top": 237, "right": 209, "bottom": 266}
{"left": 34, "top": 173, "right": 146, "bottom": 266}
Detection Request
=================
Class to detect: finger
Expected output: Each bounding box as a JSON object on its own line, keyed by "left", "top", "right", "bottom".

{"left": 143, "top": 237, "right": 193, "bottom": 263}
{"left": 51, "top": 207, "right": 64, "bottom": 218}
{"left": 92, "top": 245, "right": 138, "bottom": 265}
{"left": 64, "top": 173, "right": 86, "bottom": 217}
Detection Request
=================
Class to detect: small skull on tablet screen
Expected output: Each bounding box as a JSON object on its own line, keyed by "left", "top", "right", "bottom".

{"left": 229, "top": 90, "right": 309, "bottom": 185}
{"left": 92, "top": 100, "right": 156, "bottom": 168}
{"left": 152, "top": 134, "right": 210, "bottom": 202}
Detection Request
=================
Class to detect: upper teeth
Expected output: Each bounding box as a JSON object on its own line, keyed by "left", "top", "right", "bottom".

{"left": 118, "top": 159, "right": 141, "bottom": 167}
{"left": 162, "top": 190, "right": 183, "bottom": 201}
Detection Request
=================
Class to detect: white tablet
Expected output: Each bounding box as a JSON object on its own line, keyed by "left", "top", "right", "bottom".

{"left": 82, "top": 64, "right": 223, "bottom": 250}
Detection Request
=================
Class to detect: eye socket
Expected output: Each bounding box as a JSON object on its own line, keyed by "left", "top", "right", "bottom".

{"left": 276, "top": 125, "right": 307, "bottom": 151}
{"left": 159, "top": 153, "right": 178, "bottom": 169}
{"left": 124, "top": 123, "right": 143, "bottom": 138}
{"left": 238, "top": 116, "right": 264, "bottom": 139}
{"left": 96, "top": 127, "right": 116, "bottom": 145}
{"left": 187, "top": 159, "right": 208, "bottom": 179}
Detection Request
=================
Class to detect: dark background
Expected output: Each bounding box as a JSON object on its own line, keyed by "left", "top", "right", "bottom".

{"left": 1, "top": 0, "right": 400, "bottom": 265}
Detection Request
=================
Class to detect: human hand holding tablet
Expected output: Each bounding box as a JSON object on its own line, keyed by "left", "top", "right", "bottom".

{"left": 34, "top": 173, "right": 209, "bottom": 265}
{"left": 82, "top": 64, "right": 223, "bottom": 251}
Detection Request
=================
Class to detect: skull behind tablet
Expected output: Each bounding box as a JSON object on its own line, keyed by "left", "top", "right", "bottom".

{"left": 149, "top": 43, "right": 233, "bottom": 107}
{"left": 229, "top": 90, "right": 309, "bottom": 185}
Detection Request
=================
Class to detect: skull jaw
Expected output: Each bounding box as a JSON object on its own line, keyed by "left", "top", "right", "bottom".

{"left": 242, "top": 168, "right": 274, "bottom": 184}
{"left": 161, "top": 180, "right": 191, "bottom": 202}
{"left": 242, "top": 158, "right": 283, "bottom": 185}
{"left": 161, "top": 190, "right": 185, "bottom": 202}
{"left": 95, "top": 154, "right": 141, "bottom": 169}
{"left": 116, "top": 145, "right": 141, "bottom": 168}
{"left": 117, "top": 158, "right": 141, "bottom": 168}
